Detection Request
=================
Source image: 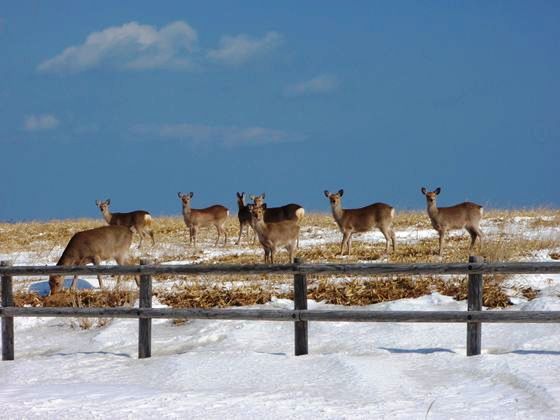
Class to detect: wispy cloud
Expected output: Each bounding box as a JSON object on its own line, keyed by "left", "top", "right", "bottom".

{"left": 284, "top": 74, "right": 339, "bottom": 97}
{"left": 23, "top": 114, "right": 60, "bottom": 131}
{"left": 132, "top": 123, "right": 304, "bottom": 147}
{"left": 206, "top": 31, "right": 283, "bottom": 66}
{"left": 38, "top": 21, "right": 198, "bottom": 73}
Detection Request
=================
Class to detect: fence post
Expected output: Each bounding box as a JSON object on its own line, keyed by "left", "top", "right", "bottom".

{"left": 467, "top": 255, "right": 484, "bottom": 356}
{"left": 1, "top": 261, "right": 14, "bottom": 361}
{"left": 138, "top": 259, "right": 152, "bottom": 359}
{"left": 293, "top": 257, "right": 308, "bottom": 356}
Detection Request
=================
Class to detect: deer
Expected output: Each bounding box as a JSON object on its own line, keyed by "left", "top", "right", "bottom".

{"left": 323, "top": 189, "right": 396, "bottom": 255}
{"left": 95, "top": 199, "right": 155, "bottom": 249}
{"left": 421, "top": 187, "right": 483, "bottom": 256}
{"left": 49, "top": 225, "right": 136, "bottom": 295}
{"left": 235, "top": 192, "right": 254, "bottom": 245}
{"left": 177, "top": 192, "right": 229, "bottom": 248}
{"left": 250, "top": 204, "right": 300, "bottom": 264}
{"left": 250, "top": 193, "right": 305, "bottom": 247}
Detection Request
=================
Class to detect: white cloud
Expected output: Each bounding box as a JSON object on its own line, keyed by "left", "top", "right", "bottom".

{"left": 132, "top": 123, "right": 304, "bottom": 147}
{"left": 284, "top": 74, "right": 339, "bottom": 97}
{"left": 23, "top": 114, "right": 60, "bottom": 131}
{"left": 38, "top": 21, "right": 198, "bottom": 73}
{"left": 206, "top": 31, "right": 283, "bottom": 66}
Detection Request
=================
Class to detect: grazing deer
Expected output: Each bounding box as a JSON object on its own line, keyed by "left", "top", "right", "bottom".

{"left": 324, "top": 189, "right": 396, "bottom": 255}
{"left": 235, "top": 192, "right": 254, "bottom": 245}
{"left": 49, "top": 225, "right": 136, "bottom": 295}
{"left": 177, "top": 192, "right": 229, "bottom": 248}
{"left": 421, "top": 187, "right": 483, "bottom": 256}
{"left": 250, "top": 204, "right": 299, "bottom": 264}
{"left": 95, "top": 199, "right": 155, "bottom": 249}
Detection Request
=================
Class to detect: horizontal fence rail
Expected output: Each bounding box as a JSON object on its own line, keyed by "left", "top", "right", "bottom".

{"left": 2, "top": 258, "right": 560, "bottom": 361}
{"left": 2, "top": 261, "right": 560, "bottom": 277}
{"left": 2, "top": 307, "right": 560, "bottom": 323}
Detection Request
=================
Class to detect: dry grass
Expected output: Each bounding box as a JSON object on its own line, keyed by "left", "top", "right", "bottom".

{"left": 3, "top": 208, "right": 558, "bottom": 312}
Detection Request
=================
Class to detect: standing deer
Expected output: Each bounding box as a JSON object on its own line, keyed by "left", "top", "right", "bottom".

{"left": 421, "top": 187, "right": 483, "bottom": 256}
{"left": 235, "top": 192, "right": 254, "bottom": 245}
{"left": 250, "top": 204, "right": 300, "bottom": 264}
{"left": 49, "top": 225, "right": 136, "bottom": 295}
{"left": 177, "top": 192, "right": 229, "bottom": 248}
{"left": 324, "top": 189, "right": 396, "bottom": 255}
{"left": 250, "top": 193, "right": 305, "bottom": 247}
{"left": 95, "top": 199, "right": 155, "bottom": 249}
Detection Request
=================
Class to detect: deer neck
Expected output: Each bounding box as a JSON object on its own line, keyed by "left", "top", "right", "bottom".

{"left": 426, "top": 200, "right": 439, "bottom": 221}
{"left": 101, "top": 209, "right": 113, "bottom": 224}
{"left": 330, "top": 203, "right": 344, "bottom": 225}
{"left": 182, "top": 202, "right": 192, "bottom": 217}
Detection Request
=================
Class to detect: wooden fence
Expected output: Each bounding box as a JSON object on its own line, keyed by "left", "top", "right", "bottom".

{"left": 2, "top": 257, "right": 560, "bottom": 360}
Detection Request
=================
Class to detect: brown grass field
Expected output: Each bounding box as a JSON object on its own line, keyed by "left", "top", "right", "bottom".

{"left": 2, "top": 209, "right": 559, "bottom": 314}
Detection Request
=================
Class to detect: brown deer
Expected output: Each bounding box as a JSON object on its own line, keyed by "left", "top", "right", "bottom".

{"left": 95, "top": 199, "right": 155, "bottom": 249}
{"left": 250, "top": 204, "right": 299, "bottom": 263}
{"left": 177, "top": 192, "right": 229, "bottom": 248}
{"left": 324, "top": 189, "right": 396, "bottom": 255}
{"left": 421, "top": 187, "right": 483, "bottom": 256}
{"left": 250, "top": 193, "right": 305, "bottom": 247}
{"left": 49, "top": 225, "right": 136, "bottom": 295}
{"left": 235, "top": 192, "right": 254, "bottom": 245}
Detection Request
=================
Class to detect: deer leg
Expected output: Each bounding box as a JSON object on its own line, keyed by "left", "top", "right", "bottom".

{"left": 149, "top": 229, "right": 155, "bottom": 246}
{"left": 215, "top": 225, "right": 221, "bottom": 246}
{"left": 137, "top": 230, "right": 144, "bottom": 249}
{"left": 191, "top": 226, "right": 198, "bottom": 249}
{"left": 380, "top": 227, "right": 391, "bottom": 254}
{"left": 223, "top": 223, "right": 228, "bottom": 246}
{"left": 390, "top": 228, "right": 396, "bottom": 252}
{"left": 287, "top": 244, "right": 295, "bottom": 264}
{"left": 236, "top": 223, "right": 243, "bottom": 245}
{"left": 340, "top": 232, "right": 350, "bottom": 255}
{"left": 438, "top": 230, "right": 445, "bottom": 256}
{"left": 347, "top": 233, "right": 353, "bottom": 255}
{"left": 70, "top": 275, "right": 79, "bottom": 291}
{"left": 92, "top": 256, "right": 104, "bottom": 289}
{"left": 467, "top": 227, "right": 483, "bottom": 251}
{"left": 475, "top": 228, "right": 483, "bottom": 251}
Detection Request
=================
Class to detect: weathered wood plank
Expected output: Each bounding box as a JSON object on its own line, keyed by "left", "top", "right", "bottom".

{"left": 2, "top": 261, "right": 560, "bottom": 277}
{"left": 1, "top": 261, "right": 14, "bottom": 361}
{"left": 293, "top": 257, "right": 308, "bottom": 356}
{"left": 467, "top": 256, "right": 483, "bottom": 356}
{"left": 138, "top": 259, "right": 152, "bottom": 359}
{"left": 3, "top": 307, "right": 560, "bottom": 323}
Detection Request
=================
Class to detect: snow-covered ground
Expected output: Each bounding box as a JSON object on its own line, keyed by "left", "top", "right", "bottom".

{"left": 1, "top": 216, "right": 560, "bottom": 419}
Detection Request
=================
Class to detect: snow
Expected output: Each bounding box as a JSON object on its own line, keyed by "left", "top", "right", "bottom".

{"left": 1, "top": 217, "right": 560, "bottom": 418}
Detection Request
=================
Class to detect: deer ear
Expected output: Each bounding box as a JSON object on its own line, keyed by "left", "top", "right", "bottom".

{"left": 177, "top": 192, "right": 183, "bottom": 198}
{"left": 106, "top": 199, "right": 111, "bottom": 205}
{"left": 261, "top": 193, "right": 266, "bottom": 200}
{"left": 323, "top": 190, "right": 330, "bottom": 198}
{"left": 338, "top": 189, "right": 344, "bottom": 197}
{"left": 236, "top": 192, "right": 241, "bottom": 198}
{"left": 262, "top": 203, "right": 267, "bottom": 210}
{"left": 434, "top": 187, "right": 441, "bottom": 195}
{"left": 95, "top": 200, "right": 100, "bottom": 206}
{"left": 421, "top": 187, "right": 427, "bottom": 195}
{"left": 189, "top": 192, "right": 194, "bottom": 198}
{"left": 250, "top": 195, "right": 256, "bottom": 200}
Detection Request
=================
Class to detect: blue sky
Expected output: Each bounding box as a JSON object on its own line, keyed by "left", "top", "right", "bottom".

{"left": 1, "top": 1, "right": 559, "bottom": 221}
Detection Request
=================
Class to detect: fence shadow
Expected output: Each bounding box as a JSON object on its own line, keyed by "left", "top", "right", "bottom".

{"left": 379, "top": 347, "right": 455, "bottom": 354}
